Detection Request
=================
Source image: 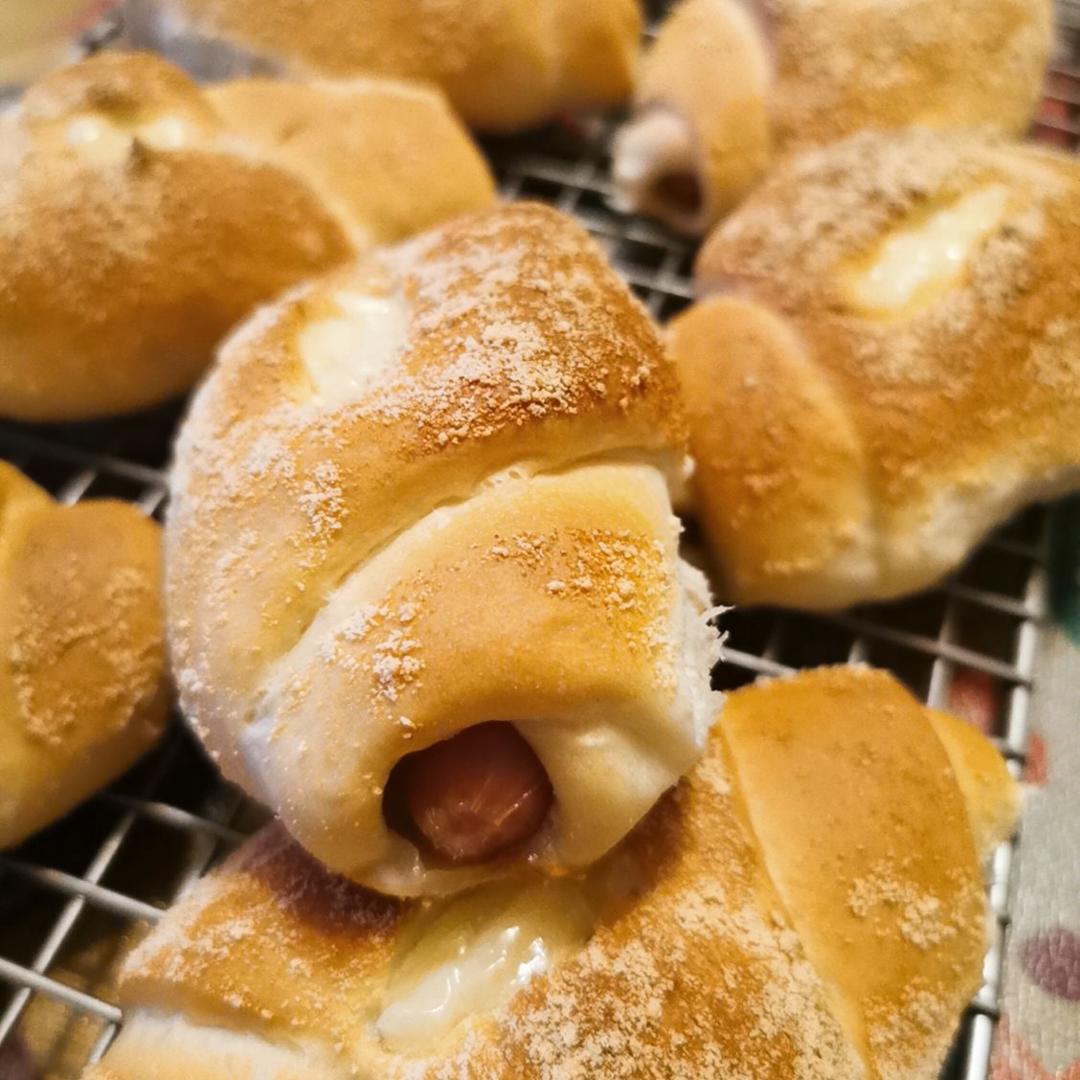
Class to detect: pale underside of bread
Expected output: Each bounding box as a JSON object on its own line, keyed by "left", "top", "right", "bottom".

{"left": 0, "top": 463, "right": 169, "bottom": 848}
{"left": 125, "top": 0, "right": 641, "bottom": 132}
{"left": 613, "top": 0, "right": 1051, "bottom": 233}
{"left": 82, "top": 1012, "right": 329, "bottom": 1080}
{"left": 167, "top": 202, "right": 720, "bottom": 895}
{"left": 88, "top": 666, "right": 1016, "bottom": 1079}
{"left": 675, "top": 130, "right": 1080, "bottom": 608}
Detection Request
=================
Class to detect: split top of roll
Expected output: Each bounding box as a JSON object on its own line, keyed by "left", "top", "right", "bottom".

{"left": 673, "top": 129, "right": 1080, "bottom": 609}
{"left": 88, "top": 667, "right": 1018, "bottom": 1079}
{"left": 167, "top": 202, "right": 723, "bottom": 897}
{"left": 612, "top": 0, "right": 1053, "bottom": 234}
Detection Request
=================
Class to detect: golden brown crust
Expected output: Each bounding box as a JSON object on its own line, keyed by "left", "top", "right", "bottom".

{"left": 92, "top": 667, "right": 1014, "bottom": 1078}
{"left": 669, "top": 295, "right": 874, "bottom": 607}
{"left": 620, "top": 0, "right": 771, "bottom": 229}
{"left": 167, "top": 202, "right": 712, "bottom": 895}
{"left": 205, "top": 78, "right": 496, "bottom": 245}
{"left": 0, "top": 52, "right": 513, "bottom": 422}
{"left": 769, "top": 0, "right": 1053, "bottom": 152}
{"left": 133, "top": 0, "right": 641, "bottom": 132}
{"left": 926, "top": 708, "right": 1020, "bottom": 858}
{"left": 252, "top": 463, "right": 712, "bottom": 895}
{"left": 108, "top": 759, "right": 860, "bottom": 1078}
{"left": 0, "top": 51, "right": 353, "bottom": 422}
{"left": 678, "top": 130, "right": 1080, "bottom": 607}
{"left": 169, "top": 200, "right": 683, "bottom": 732}
{"left": 723, "top": 666, "right": 1005, "bottom": 1078}
{"left": 615, "top": 0, "right": 1052, "bottom": 233}
{"left": 0, "top": 463, "right": 169, "bottom": 848}
{"left": 17, "top": 47, "right": 219, "bottom": 130}
{"left": 548, "top": 0, "right": 643, "bottom": 118}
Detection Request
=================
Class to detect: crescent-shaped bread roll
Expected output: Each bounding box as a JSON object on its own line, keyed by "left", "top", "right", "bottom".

{"left": 82, "top": 666, "right": 1017, "bottom": 1079}
{"left": 0, "top": 463, "right": 169, "bottom": 849}
{"left": 166, "top": 202, "right": 722, "bottom": 897}
{"left": 204, "top": 78, "right": 496, "bottom": 246}
{"left": 125, "top": 0, "right": 641, "bottom": 132}
{"left": 613, "top": 0, "right": 1053, "bottom": 234}
{"left": 0, "top": 50, "right": 352, "bottom": 422}
{"left": 671, "top": 129, "right": 1080, "bottom": 609}
{"left": 0, "top": 52, "right": 495, "bottom": 422}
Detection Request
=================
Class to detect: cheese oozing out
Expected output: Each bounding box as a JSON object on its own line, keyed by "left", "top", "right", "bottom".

{"left": 375, "top": 877, "right": 596, "bottom": 1051}
{"left": 847, "top": 185, "right": 1011, "bottom": 315}
{"left": 298, "top": 290, "right": 409, "bottom": 404}
{"left": 66, "top": 111, "right": 199, "bottom": 163}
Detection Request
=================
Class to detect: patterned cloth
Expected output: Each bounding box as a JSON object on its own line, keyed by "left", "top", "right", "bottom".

{"left": 992, "top": 498, "right": 1080, "bottom": 1078}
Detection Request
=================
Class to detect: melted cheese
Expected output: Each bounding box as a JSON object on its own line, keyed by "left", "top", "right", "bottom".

{"left": 66, "top": 111, "right": 198, "bottom": 162}
{"left": 298, "top": 290, "right": 408, "bottom": 403}
{"left": 66, "top": 114, "right": 132, "bottom": 164}
{"left": 376, "top": 878, "right": 596, "bottom": 1051}
{"left": 848, "top": 185, "right": 1010, "bottom": 315}
{"left": 138, "top": 113, "right": 197, "bottom": 150}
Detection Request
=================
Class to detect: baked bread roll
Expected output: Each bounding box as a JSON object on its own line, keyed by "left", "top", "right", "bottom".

{"left": 167, "top": 202, "right": 722, "bottom": 898}
{"left": 0, "top": 52, "right": 494, "bottom": 422}
{"left": 83, "top": 666, "right": 1017, "bottom": 1079}
{"left": 0, "top": 50, "right": 352, "bottom": 422}
{"left": 125, "top": 0, "right": 641, "bottom": 132}
{"left": 0, "top": 463, "right": 168, "bottom": 849}
{"left": 613, "top": 0, "right": 1053, "bottom": 234}
{"left": 671, "top": 129, "right": 1080, "bottom": 609}
{"left": 204, "top": 78, "right": 495, "bottom": 246}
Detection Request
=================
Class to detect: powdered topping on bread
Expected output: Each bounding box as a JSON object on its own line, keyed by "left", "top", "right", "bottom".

{"left": 128, "top": 0, "right": 641, "bottom": 133}
{"left": 613, "top": 0, "right": 1050, "bottom": 235}
{"left": 0, "top": 463, "right": 168, "bottom": 849}
{"left": 768, "top": 0, "right": 1052, "bottom": 152}
{"left": 0, "top": 50, "right": 498, "bottom": 423}
{"left": 115, "top": 741, "right": 863, "bottom": 1078}
{"left": 167, "top": 202, "right": 720, "bottom": 897}
{"left": 101, "top": 668, "right": 1014, "bottom": 1077}
{"left": 680, "top": 130, "right": 1080, "bottom": 606}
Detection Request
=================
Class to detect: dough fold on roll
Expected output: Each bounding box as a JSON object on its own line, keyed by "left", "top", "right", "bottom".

{"left": 204, "top": 78, "right": 495, "bottom": 245}
{"left": 672, "top": 130, "right": 1080, "bottom": 609}
{"left": 0, "top": 51, "right": 493, "bottom": 421}
{"left": 125, "top": 0, "right": 641, "bottom": 132}
{"left": 0, "top": 463, "right": 169, "bottom": 849}
{"left": 83, "top": 666, "right": 1017, "bottom": 1079}
{"left": 167, "top": 202, "right": 722, "bottom": 897}
{"left": 613, "top": 0, "right": 1053, "bottom": 233}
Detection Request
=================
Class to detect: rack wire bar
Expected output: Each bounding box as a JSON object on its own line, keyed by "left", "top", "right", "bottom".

{"left": 0, "top": 7, "right": 1077, "bottom": 1077}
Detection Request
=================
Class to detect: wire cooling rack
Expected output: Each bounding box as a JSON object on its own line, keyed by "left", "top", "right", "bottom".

{"left": 0, "top": 6, "right": 1078, "bottom": 1077}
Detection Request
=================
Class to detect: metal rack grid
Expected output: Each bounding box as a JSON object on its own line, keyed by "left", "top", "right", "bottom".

{"left": 0, "top": 7, "right": 1078, "bottom": 1077}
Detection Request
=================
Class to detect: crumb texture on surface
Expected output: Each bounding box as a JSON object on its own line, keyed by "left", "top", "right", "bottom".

{"left": 676, "top": 130, "right": 1080, "bottom": 607}
{"left": 89, "top": 667, "right": 1016, "bottom": 1078}
{"left": 0, "top": 461, "right": 168, "bottom": 848}
{"left": 167, "top": 202, "right": 721, "bottom": 896}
